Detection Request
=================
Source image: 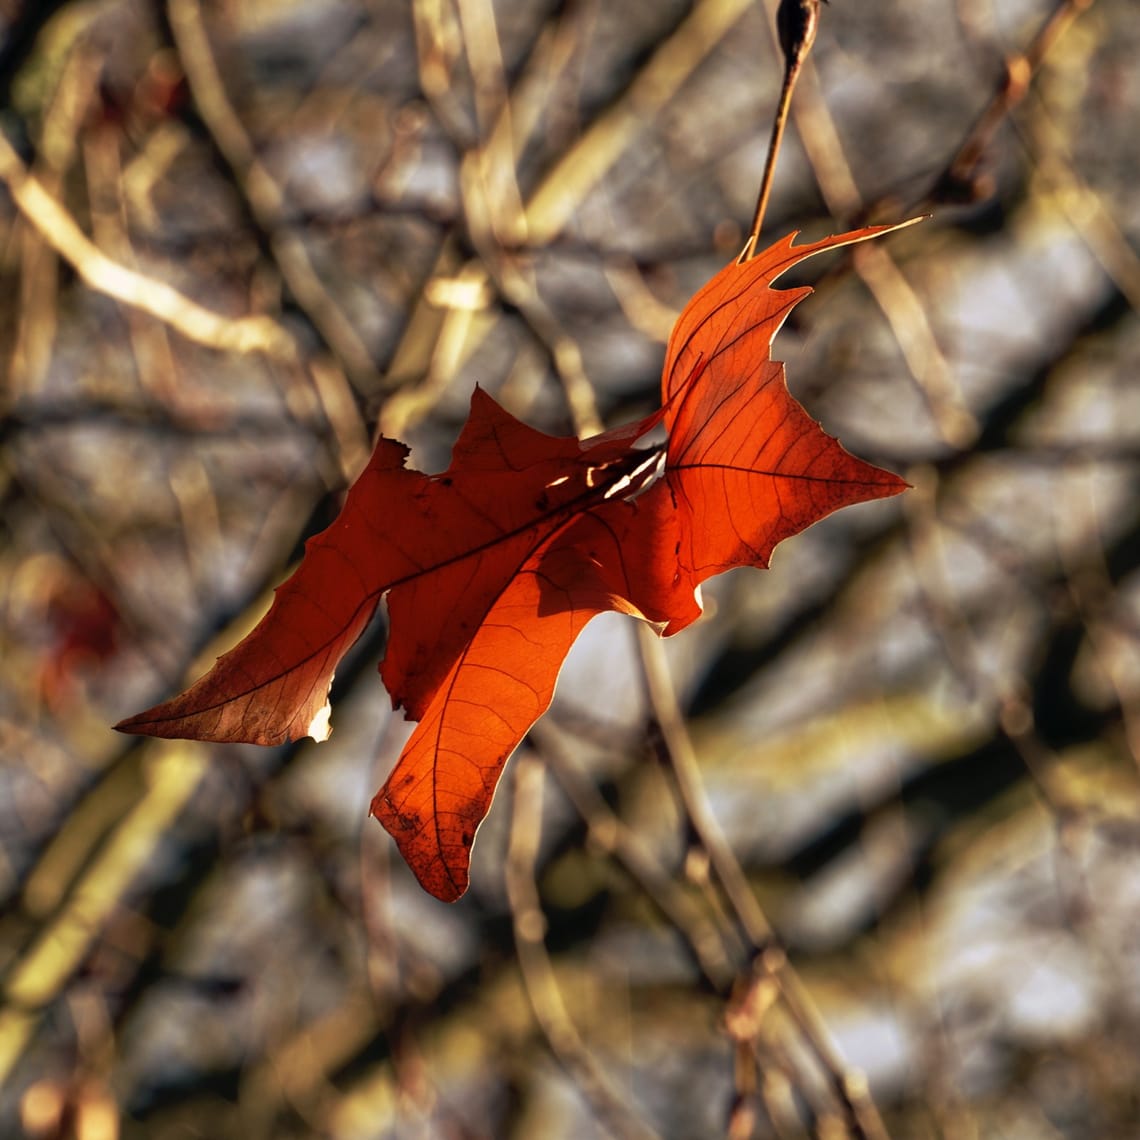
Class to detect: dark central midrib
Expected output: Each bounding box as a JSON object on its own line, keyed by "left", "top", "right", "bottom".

{"left": 139, "top": 445, "right": 668, "bottom": 722}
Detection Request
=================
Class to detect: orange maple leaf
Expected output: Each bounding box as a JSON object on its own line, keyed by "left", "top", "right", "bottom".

{"left": 117, "top": 223, "right": 914, "bottom": 900}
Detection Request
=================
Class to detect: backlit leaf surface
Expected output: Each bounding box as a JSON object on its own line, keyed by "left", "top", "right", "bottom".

{"left": 117, "top": 223, "right": 914, "bottom": 900}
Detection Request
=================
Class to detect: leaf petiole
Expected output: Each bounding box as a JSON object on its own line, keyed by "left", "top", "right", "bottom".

{"left": 741, "top": 0, "right": 826, "bottom": 262}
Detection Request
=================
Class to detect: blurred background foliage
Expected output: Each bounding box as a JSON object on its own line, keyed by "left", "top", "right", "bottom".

{"left": 1, "top": 0, "right": 1138, "bottom": 1137}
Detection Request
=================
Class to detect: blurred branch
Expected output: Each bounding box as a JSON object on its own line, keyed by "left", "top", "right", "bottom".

{"left": 901, "top": 471, "right": 1081, "bottom": 893}
{"left": 8, "top": 37, "right": 103, "bottom": 401}
{"left": 535, "top": 721, "right": 737, "bottom": 991}
{"left": 389, "top": 0, "right": 760, "bottom": 432}
{"left": 451, "top": 0, "right": 612, "bottom": 437}
{"left": 506, "top": 751, "right": 664, "bottom": 1140}
{"left": 0, "top": 0, "right": 74, "bottom": 106}
{"left": 637, "top": 629, "right": 774, "bottom": 956}
{"left": 0, "top": 742, "right": 207, "bottom": 1088}
{"left": 935, "top": 0, "right": 1099, "bottom": 207}
{"left": 637, "top": 628, "right": 891, "bottom": 1140}
{"left": 3, "top": 2, "right": 1136, "bottom": 1135}
{"left": 523, "top": 0, "right": 754, "bottom": 247}
{"left": 0, "top": 130, "right": 297, "bottom": 362}
{"left": 0, "top": 397, "right": 326, "bottom": 443}
{"left": 1019, "top": 90, "right": 1140, "bottom": 315}
{"left": 164, "top": 0, "right": 380, "bottom": 396}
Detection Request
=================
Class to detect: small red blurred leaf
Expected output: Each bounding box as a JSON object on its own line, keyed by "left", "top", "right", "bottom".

{"left": 38, "top": 574, "right": 121, "bottom": 712}
{"left": 117, "top": 222, "right": 915, "bottom": 901}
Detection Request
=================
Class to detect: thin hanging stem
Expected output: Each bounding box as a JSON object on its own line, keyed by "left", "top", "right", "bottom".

{"left": 742, "top": 0, "right": 826, "bottom": 261}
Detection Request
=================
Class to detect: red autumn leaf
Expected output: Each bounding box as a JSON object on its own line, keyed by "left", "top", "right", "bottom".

{"left": 116, "top": 222, "right": 914, "bottom": 901}
{"left": 113, "top": 390, "right": 662, "bottom": 746}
